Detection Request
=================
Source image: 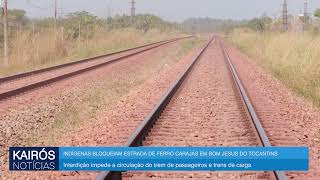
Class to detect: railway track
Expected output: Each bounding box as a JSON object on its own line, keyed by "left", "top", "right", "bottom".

{"left": 0, "top": 37, "right": 190, "bottom": 101}
{"left": 97, "top": 37, "right": 287, "bottom": 180}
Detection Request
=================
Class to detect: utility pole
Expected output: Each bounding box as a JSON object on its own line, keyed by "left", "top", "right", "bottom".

{"left": 32, "top": 21, "right": 35, "bottom": 36}
{"left": 60, "top": 27, "right": 64, "bottom": 42}
{"left": 105, "top": 0, "right": 112, "bottom": 26}
{"left": 304, "top": 0, "right": 308, "bottom": 23}
{"left": 107, "top": 6, "right": 111, "bottom": 19}
{"left": 282, "top": 0, "right": 288, "bottom": 31}
{"left": 106, "top": 5, "right": 112, "bottom": 26}
{"left": 78, "top": 22, "right": 81, "bottom": 42}
{"left": 19, "top": 23, "right": 22, "bottom": 38}
{"left": 2, "top": 0, "right": 8, "bottom": 66}
{"left": 54, "top": 0, "right": 57, "bottom": 40}
{"left": 130, "top": 0, "right": 135, "bottom": 17}
{"left": 106, "top": 4, "right": 111, "bottom": 24}
{"left": 54, "top": 0, "right": 57, "bottom": 24}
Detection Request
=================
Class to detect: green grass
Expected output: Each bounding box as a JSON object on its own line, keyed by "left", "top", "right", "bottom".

{"left": 179, "top": 38, "right": 202, "bottom": 55}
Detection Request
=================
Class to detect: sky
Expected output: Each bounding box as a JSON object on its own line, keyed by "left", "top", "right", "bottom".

{"left": 6, "top": 0, "right": 320, "bottom": 22}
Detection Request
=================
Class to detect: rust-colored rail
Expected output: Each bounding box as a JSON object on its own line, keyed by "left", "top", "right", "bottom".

{"left": 0, "top": 37, "right": 191, "bottom": 101}
{"left": 0, "top": 38, "right": 179, "bottom": 83}
{"left": 220, "top": 42, "right": 287, "bottom": 180}
{"left": 97, "top": 37, "right": 287, "bottom": 180}
{"left": 97, "top": 37, "right": 213, "bottom": 180}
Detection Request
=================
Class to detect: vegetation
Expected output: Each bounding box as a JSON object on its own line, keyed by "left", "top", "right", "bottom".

{"left": 109, "top": 14, "right": 179, "bottom": 32}
{"left": 246, "top": 16, "right": 272, "bottom": 32}
{"left": 315, "top": 8, "right": 320, "bottom": 18}
{"left": 0, "top": 10, "right": 181, "bottom": 76}
{"left": 229, "top": 29, "right": 320, "bottom": 106}
{"left": 180, "top": 16, "right": 271, "bottom": 34}
{"left": 181, "top": 17, "right": 245, "bottom": 33}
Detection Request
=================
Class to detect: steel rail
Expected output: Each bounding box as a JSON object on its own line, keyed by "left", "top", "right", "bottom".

{"left": 220, "top": 42, "right": 287, "bottom": 180}
{"left": 0, "top": 37, "right": 186, "bottom": 83}
{"left": 97, "top": 37, "right": 214, "bottom": 180}
{"left": 0, "top": 37, "right": 191, "bottom": 101}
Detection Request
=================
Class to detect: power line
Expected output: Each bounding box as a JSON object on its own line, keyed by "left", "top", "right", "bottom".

{"left": 26, "top": 0, "right": 54, "bottom": 10}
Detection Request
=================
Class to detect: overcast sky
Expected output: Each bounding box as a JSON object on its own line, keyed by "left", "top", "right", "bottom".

{"left": 7, "top": 0, "right": 320, "bottom": 22}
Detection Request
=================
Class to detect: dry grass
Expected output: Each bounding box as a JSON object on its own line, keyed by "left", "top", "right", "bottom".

{"left": 0, "top": 28, "right": 180, "bottom": 77}
{"left": 229, "top": 29, "right": 320, "bottom": 106}
{"left": 67, "top": 28, "right": 180, "bottom": 60}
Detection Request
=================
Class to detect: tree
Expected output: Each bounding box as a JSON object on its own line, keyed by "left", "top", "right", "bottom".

{"left": 63, "top": 11, "right": 98, "bottom": 39}
{"left": 8, "top": 9, "right": 28, "bottom": 26}
{"left": 315, "top": 9, "right": 320, "bottom": 18}
{"left": 108, "top": 14, "right": 177, "bottom": 32}
{"left": 247, "top": 16, "right": 272, "bottom": 32}
{"left": 66, "top": 11, "right": 97, "bottom": 24}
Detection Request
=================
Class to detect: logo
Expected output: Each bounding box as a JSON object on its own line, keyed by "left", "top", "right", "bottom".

{"left": 9, "top": 147, "right": 59, "bottom": 171}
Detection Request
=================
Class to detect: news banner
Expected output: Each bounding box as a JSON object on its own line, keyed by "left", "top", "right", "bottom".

{"left": 9, "top": 147, "right": 308, "bottom": 171}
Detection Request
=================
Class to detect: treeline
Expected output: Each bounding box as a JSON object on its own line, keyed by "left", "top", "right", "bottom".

{"left": 0, "top": 9, "right": 179, "bottom": 45}
{"left": 244, "top": 16, "right": 273, "bottom": 32}
{"left": 3, "top": 8, "right": 320, "bottom": 39}
{"left": 182, "top": 11, "right": 320, "bottom": 34}
{"left": 181, "top": 17, "right": 246, "bottom": 33}
{"left": 235, "top": 7, "right": 320, "bottom": 33}
{"left": 0, "top": 9, "right": 183, "bottom": 75}
{"left": 180, "top": 16, "right": 275, "bottom": 33}
{"left": 108, "top": 14, "right": 179, "bottom": 32}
